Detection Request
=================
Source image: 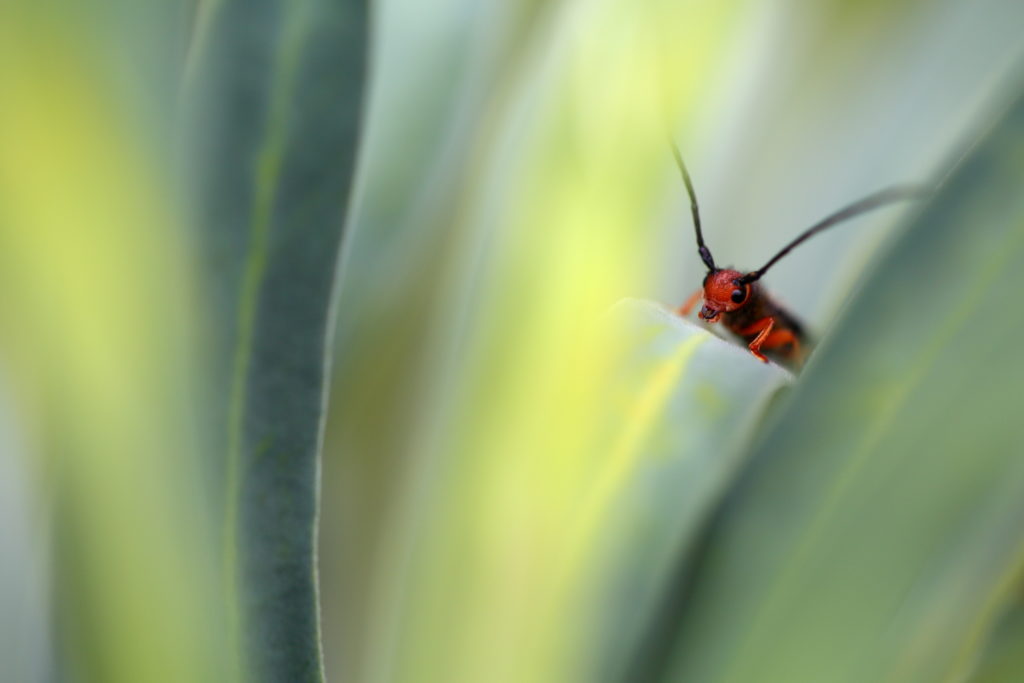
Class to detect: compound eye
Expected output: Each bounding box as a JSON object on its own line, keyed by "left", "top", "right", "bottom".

{"left": 731, "top": 287, "right": 747, "bottom": 304}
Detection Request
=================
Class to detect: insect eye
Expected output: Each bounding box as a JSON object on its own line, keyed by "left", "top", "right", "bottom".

{"left": 731, "top": 288, "right": 746, "bottom": 304}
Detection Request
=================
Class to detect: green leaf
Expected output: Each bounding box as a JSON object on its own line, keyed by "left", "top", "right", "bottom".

{"left": 0, "top": 7, "right": 225, "bottom": 680}
{"left": 577, "top": 300, "right": 790, "bottom": 682}
{"left": 182, "top": 1, "right": 368, "bottom": 681}
{"left": 658, "top": 84, "right": 1024, "bottom": 683}
{"left": 967, "top": 596, "right": 1024, "bottom": 683}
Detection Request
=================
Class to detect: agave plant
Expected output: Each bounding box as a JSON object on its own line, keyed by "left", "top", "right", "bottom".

{"left": 1, "top": 1, "right": 1024, "bottom": 683}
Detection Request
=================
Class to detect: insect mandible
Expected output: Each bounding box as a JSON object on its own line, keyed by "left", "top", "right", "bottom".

{"left": 673, "top": 143, "right": 929, "bottom": 371}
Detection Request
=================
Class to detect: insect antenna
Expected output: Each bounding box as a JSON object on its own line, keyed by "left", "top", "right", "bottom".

{"left": 739, "top": 184, "right": 931, "bottom": 285}
{"left": 670, "top": 142, "right": 716, "bottom": 271}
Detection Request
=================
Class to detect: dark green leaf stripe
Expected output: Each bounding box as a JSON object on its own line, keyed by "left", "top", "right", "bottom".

{"left": 181, "top": 0, "right": 368, "bottom": 681}
{"left": 967, "top": 596, "right": 1024, "bottom": 683}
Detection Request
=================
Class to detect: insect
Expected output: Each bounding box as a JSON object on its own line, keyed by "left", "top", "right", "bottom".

{"left": 673, "top": 143, "right": 929, "bottom": 371}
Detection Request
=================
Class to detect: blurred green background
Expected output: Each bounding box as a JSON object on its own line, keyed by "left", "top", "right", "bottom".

{"left": 2, "top": 0, "right": 1024, "bottom": 682}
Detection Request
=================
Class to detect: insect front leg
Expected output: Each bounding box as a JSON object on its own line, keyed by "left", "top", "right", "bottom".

{"left": 678, "top": 289, "right": 702, "bottom": 316}
{"left": 738, "top": 316, "right": 775, "bottom": 363}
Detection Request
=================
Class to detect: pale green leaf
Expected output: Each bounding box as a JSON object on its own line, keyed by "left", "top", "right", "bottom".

{"left": 578, "top": 300, "right": 790, "bottom": 682}
{"left": 659, "top": 83, "right": 1024, "bottom": 683}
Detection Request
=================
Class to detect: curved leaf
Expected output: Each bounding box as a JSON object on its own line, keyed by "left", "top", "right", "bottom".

{"left": 659, "top": 81, "right": 1024, "bottom": 683}
{"left": 576, "top": 300, "right": 790, "bottom": 682}
{"left": 182, "top": 1, "right": 368, "bottom": 680}
{"left": 0, "top": 8, "right": 223, "bottom": 680}
{"left": 967, "top": 596, "right": 1024, "bottom": 683}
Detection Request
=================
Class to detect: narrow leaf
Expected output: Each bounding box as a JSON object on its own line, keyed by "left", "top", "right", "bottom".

{"left": 182, "top": 1, "right": 368, "bottom": 680}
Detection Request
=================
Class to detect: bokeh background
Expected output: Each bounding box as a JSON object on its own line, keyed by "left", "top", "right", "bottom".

{"left": 2, "top": 0, "right": 1024, "bottom": 682}
{"left": 320, "top": 1, "right": 1024, "bottom": 682}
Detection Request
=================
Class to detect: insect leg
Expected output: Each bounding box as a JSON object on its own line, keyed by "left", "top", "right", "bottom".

{"left": 761, "top": 328, "right": 800, "bottom": 351}
{"left": 762, "top": 328, "right": 804, "bottom": 367}
{"left": 678, "top": 289, "right": 702, "bottom": 316}
{"left": 738, "top": 316, "right": 775, "bottom": 363}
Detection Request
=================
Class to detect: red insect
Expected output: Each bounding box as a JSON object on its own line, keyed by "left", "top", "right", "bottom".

{"left": 673, "top": 144, "right": 928, "bottom": 371}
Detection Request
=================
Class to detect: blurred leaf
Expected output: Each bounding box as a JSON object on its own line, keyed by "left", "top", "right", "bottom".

{"left": 318, "top": 2, "right": 1024, "bottom": 683}
{"left": 181, "top": 0, "right": 368, "bottom": 681}
{"left": 657, "top": 0, "right": 1024, "bottom": 329}
{"left": 0, "top": 6, "right": 223, "bottom": 682}
{"left": 0, "top": 387, "right": 50, "bottom": 683}
{"left": 658, "top": 81, "right": 1024, "bottom": 683}
{"left": 331, "top": 2, "right": 756, "bottom": 680}
{"left": 967, "top": 594, "right": 1024, "bottom": 683}
{"left": 573, "top": 300, "right": 789, "bottom": 682}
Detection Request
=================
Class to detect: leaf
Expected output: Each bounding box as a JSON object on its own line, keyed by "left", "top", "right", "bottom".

{"left": 966, "top": 595, "right": 1024, "bottom": 683}
{"left": 0, "top": 7, "right": 224, "bottom": 681}
{"left": 181, "top": 1, "right": 368, "bottom": 680}
{"left": 0, "top": 413, "right": 49, "bottom": 683}
{"left": 574, "top": 300, "right": 790, "bottom": 682}
{"left": 657, "top": 82, "right": 1024, "bottom": 683}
